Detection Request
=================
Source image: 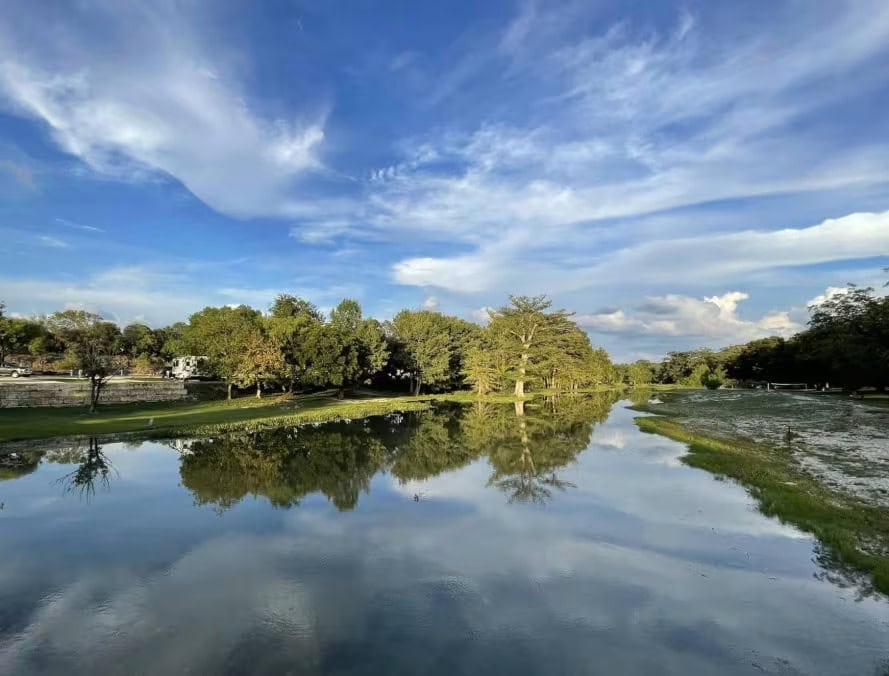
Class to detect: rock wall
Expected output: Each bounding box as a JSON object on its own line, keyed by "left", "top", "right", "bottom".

{"left": 0, "top": 380, "right": 188, "bottom": 408}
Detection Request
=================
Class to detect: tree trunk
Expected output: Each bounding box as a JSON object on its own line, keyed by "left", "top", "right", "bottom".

{"left": 414, "top": 373, "right": 422, "bottom": 396}
{"left": 337, "top": 388, "right": 345, "bottom": 400}
{"left": 227, "top": 382, "right": 233, "bottom": 400}
{"left": 256, "top": 379, "right": 262, "bottom": 399}
{"left": 89, "top": 375, "right": 103, "bottom": 414}
{"left": 514, "top": 351, "right": 528, "bottom": 398}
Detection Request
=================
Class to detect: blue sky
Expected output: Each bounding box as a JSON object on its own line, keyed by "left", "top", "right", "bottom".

{"left": 0, "top": 0, "right": 887, "bottom": 361}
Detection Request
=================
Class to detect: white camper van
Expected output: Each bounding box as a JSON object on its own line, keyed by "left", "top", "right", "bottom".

{"left": 171, "top": 356, "right": 211, "bottom": 380}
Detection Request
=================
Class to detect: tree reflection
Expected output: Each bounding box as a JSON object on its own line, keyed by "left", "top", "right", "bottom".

{"left": 0, "top": 450, "right": 41, "bottom": 482}
{"left": 54, "top": 438, "right": 117, "bottom": 501}
{"left": 484, "top": 397, "right": 611, "bottom": 504}
{"left": 178, "top": 393, "right": 616, "bottom": 511}
{"left": 180, "top": 425, "right": 389, "bottom": 513}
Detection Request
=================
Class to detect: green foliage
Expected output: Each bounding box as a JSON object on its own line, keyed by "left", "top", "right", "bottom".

{"left": 231, "top": 327, "right": 286, "bottom": 397}
{"left": 462, "top": 347, "right": 499, "bottom": 395}
{"left": 487, "top": 295, "right": 580, "bottom": 397}
{"left": 269, "top": 293, "right": 324, "bottom": 322}
{"left": 387, "top": 310, "right": 478, "bottom": 394}
{"left": 625, "top": 360, "right": 655, "bottom": 386}
{"left": 179, "top": 305, "right": 262, "bottom": 394}
{"left": 121, "top": 323, "right": 159, "bottom": 358}
{"left": 56, "top": 314, "right": 123, "bottom": 412}
{"left": 6, "top": 292, "right": 618, "bottom": 400}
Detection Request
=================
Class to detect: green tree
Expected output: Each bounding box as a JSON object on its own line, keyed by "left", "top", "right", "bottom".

{"left": 232, "top": 327, "right": 286, "bottom": 398}
{"left": 120, "top": 323, "right": 158, "bottom": 359}
{"left": 56, "top": 315, "right": 122, "bottom": 412}
{"left": 488, "top": 295, "right": 577, "bottom": 398}
{"left": 270, "top": 293, "right": 324, "bottom": 322}
{"left": 388, "top": 310, "right": 454, "bottom": 395}
{"left": 626, "top": 360, "right": 655, "bottom": 387}
{"left": 462, "top": 346, "right": 499, "bottom": 395}
{"left": 156, "top": 322, "right": 188, "bottom": 360}
{"left": 327, "top": 300, "right": 388, "bottom": 396}
{"left": 180, "top": 305, "right": 262, "bottom": 399}
{"left": 266, "top": 295, "right": 326, "bottom": 392}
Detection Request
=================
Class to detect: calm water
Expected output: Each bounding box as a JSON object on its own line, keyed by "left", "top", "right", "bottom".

{"left": 1, "top": 395, "right": 888, "bottom": 675}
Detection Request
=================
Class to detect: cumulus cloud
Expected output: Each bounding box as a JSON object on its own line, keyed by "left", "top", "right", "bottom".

{"left": 0, "top": 265, "right": 206, "bottom": 325}
{"left": 422, "top": 295, "right": 439, "bottom": 310}
{"left": 577, "top": 291, "right": 800, "bottom": 341}
{"left": 0, "top": 1, "right": 326, "bottom": 219}
{"left": 470, "top": 306, "right": 494, "bottom": 325}
{"left": 806, "top": 286, "right": 850, "bottom": 308}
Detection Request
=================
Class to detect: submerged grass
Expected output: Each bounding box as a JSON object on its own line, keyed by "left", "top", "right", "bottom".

{"left": 0, "top": 393, "right": 430, "bottom": 445}
{"left": 635, "top": 414, "right": 889, "bottom": 595}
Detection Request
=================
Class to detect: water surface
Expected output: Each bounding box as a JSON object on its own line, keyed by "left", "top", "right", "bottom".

{"left": 1, "top": 395, "right": 888, "bottom": 675}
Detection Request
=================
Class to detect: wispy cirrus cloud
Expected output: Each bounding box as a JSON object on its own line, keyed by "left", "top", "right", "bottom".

{"left": 394, "top": 211, "right": 889, "bottom": 294}
{"left": 54, "top": 218, "right": 103, "bottom": 233}
{"left": 0, "top": 0, "right": 327, "bottom": 219}
{"left": 380, "top": 2, "right": 889, "bottom": 296}
{"left": 36, "top": 235, "right": 68, "bottom": 248}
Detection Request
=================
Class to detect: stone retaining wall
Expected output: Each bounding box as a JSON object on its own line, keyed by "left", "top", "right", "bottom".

{"left": 0, "top": 380, "right": 188, "bottom": 408}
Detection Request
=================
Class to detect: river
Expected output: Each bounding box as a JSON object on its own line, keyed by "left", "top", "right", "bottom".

{"left": 1, "top": 394, "right": 887, "bottom": 674}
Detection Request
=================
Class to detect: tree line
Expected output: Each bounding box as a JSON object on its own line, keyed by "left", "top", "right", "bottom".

{"left": 616, "top": 279, "right": 889, "bottom": 392}
{"left": 0, "top": 295, "right": 621, "bottom": 406}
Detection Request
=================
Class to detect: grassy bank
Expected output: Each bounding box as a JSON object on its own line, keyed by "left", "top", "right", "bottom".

{"left": 635, "top": 414, "right": 889, "bottom": 595}
{"left": 0, "top": 393, "right": 431, "bottom": 444}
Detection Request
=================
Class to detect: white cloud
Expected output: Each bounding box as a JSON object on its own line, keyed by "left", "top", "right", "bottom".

{"left": 0, "top": 1, "right": 325, "bottom": 219}
{"left": 394, "top": 210, "right": 889, "bottom": 294}
{"left": 36, "top": 235, "right": 68, "bottom": 248}
{"left": 289, "top": 220, "right": 354, "bottom": 244}
{"left": 806, "top": 286, "right": 850, "bottom": 308}
{"left": 54, "top": 218, "right": 103, "bottom": 233}
{"left": 577, "top": 291, "right": 801, "bottom": 341}
{"left": 422, "top": 295, "right": 439, "bottom": 310}
{"left": 216, "top": 284, "right": 364, "bottom": 312}
{"left": 470, "top": 306, "right": 493, "bottom": 325}
{"left": 379, "top": 3, "right": 889, "bottom": 298}
{"left": 0, "top": 265, "right": 205, "bottom": 325}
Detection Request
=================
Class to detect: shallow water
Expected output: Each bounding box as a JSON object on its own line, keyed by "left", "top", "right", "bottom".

{"left": 646, "top": 389, "right": 889, "bottom": 506}
{"left": 1, "top": 396, "right": 888, "bottom": 675}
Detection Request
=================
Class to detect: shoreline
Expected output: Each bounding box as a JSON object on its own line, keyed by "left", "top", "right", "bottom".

{"left": 634, "top": 412, "right": 889, "bottom": 596}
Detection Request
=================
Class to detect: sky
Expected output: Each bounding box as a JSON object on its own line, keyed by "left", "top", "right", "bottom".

{"left": 0, "top": 0, "right": 887, "bottom": 362}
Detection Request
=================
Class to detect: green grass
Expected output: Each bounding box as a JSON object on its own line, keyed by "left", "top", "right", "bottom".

{"left": 0, "top": 392, "right": 431, "bottom": 444}
{"left": 635, "top": 414, "right": 889, "bottom": 596}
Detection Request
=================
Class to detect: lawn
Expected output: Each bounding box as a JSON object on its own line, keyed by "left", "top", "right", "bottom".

{"left": 0, "top": 392, "right": 431, "bottom": 444}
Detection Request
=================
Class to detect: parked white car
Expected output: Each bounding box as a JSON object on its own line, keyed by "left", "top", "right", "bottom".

{"left": 0, "top": 363, "right": 33, "bottom": 378}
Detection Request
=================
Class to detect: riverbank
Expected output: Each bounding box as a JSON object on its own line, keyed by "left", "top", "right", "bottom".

{"left": 0, "top": 386, "right": 672, "bottom": 446}
{"left": 635, "top": 413, "right": 889, "bottom": 595}
{"left": 0, "top": 392, "right": 433, "bottom": 445}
